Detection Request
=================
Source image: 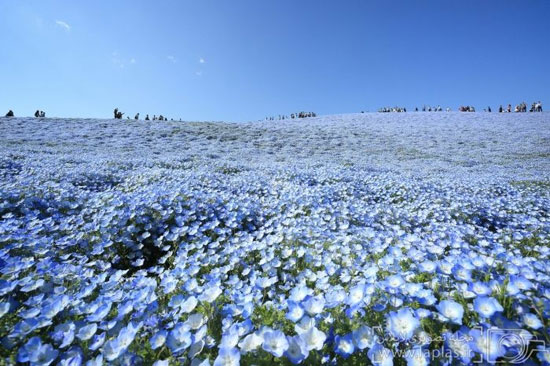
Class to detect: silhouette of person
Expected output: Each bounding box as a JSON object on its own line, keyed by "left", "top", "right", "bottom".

{"left": 145, "top": 114, "right": 150, "bottom": 121}
{"left": 135, "top": 113, "right": 140, "bottom": 120}
{"left": 34, "top": 110, "right": 40, "bottom": 117}
{"left": 5, "top": 110, "right": 14, "bottom": 117}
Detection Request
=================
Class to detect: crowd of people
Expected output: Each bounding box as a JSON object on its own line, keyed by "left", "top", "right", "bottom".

{"left": 378, "top": 105, "right": 456, "bottom": 113}
{"left": 113, "top": 108, "right": 180, "bottom": 122}
{"left": 375, "top": 101, "right": 544, "bottom": 114}
{"left": 2, "top": 101, "right": 545, "bottom": 120}
{"left": 264, "top": 111, "right": 317, "bottom": 121}
{"left": 378, "top": 106, "right": 407, "bottom": 113}
{"left": 420, "top": 105, "right": 449, "bottom": 112}
{"left": 498, "top": 101, "right": 543, "bottom": 113}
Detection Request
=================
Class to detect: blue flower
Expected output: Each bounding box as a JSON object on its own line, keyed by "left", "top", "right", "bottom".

{"left": 166, "top": 323, "right": 192, "bottom": 354}
{"left": 537, "top": 345, "right": 550, "bottom": 365}
{"left": 299, "top": 326, "right": 326, "bottom": 351}
{"left": 301, "top": 295, "right": 325, "bottom": 316}
{"left": 443, "top": 329, "right": 472, "bottom": 364}
{"left": 404, "top": 346, "right": 429, "bottom": 366}
{"left": 150, "top": 330, "right": 168, "bottom": 349}
{"left": 473, "top": 297, "right": 503, "bottom": 318}
{"left": 51, "top": 322, "right": 75, "bottom": 348}
{"left": 452, "top": 264, "right": 472, "bottom": 282}
{"left": 290, "top": 285, "right": 312, "bottom": 302}
{"left": 469, "top": 328, "right": 505, "bottom": 363}
{"left": 386, "top": 307, "right": 420, "bottom": 342}
{"left": 523, "top": 313, "right": 543, "bottom": 330}
{"left": 286, "top": 301, "right": 305, "bottom": 322}
{"left": 213, "top": 346, "right": 240, "bottom": 366}
{"left": 103, "top": 338, "right": 124, "bottom": 362}
{"left": 284, "top": 335, "right": 308, "bottom": 364}
{"left": 334, "top": 333, "right": 355, "bottom": 359}
{"left": 468, "top": 282, "right": 492, "bottom": 296}
{"left": 262, "top": 329, "right": 289, "bottom": 357}
{"left": 86, "top": 302, "right": 112, "bottom": 322}
{"left": 76, "top": 323, "right": 97, "bottom": 341}
{"left": 152, "top": 360, "right": 169, "bottom": 366}
{"left": 368, "top": 343, "right": 394, "bottom": 366}
{"left": 352, "top": 325, "right": 378, "bottom": 350}
{"left": 18, "top": 336, "right": 42, "bottom": 363}
{"left": 0, "top": 302, "right": 11, "bottom": 317}
{"left": 42, "top": 295, "right": 70, "bottom": 319}
{"left": 385, "top": 275, "right": 405, "bottom": 290}
{"left": 199, "top": 284, "right": 222, "bottom": 303}
{"left": 345, "top": 284, "right": 365, "bottom": 307}
{"left": 58, "top": 347, "right": 83, "bottom": 366}
{"left": 238, "top": 332, "right": 263, "bottom": 353}
{"left": 32, "top": 343, "right": 59, "bottom": 366}
{"left": 85, "top": 354, "right": 103, "bottom": 366}
{"left": 116, "top": 321, "right": 142, "bottom": 350}
{"left": 436, "top": 300, "right": 464, "bottom": 325}
{"left": 88, "top": 332, "right": 105, "bottom": 351}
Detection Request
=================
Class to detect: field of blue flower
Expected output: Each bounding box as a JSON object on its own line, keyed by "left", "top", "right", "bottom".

{"left": 1, "top": 113, "right": 549, "bottom": 366}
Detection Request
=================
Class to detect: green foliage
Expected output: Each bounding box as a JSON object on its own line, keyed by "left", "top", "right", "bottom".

{"left": 0, "top": 312, "right": 19, "bottom": 360}
{"left": 409, "top": 272, "right": 434, "bottom": 283}
{"left": 510, "top": 180, "right": 550, "bottom": 189}
{"left": 510, "top": 234, "right": 547, "bottom": 258}
{"left": 377, "top": 270, "right": 392, "bottom": 281}
{"left": 251, "top": 304, "right": 295, "bottom": 336}
{"left": 452, "top": 293, "right": 479, "bottom": 328}
{"left": 399, "top": 258, "right": 413, "bottom": 271}
{"left": 494, "top": 276, "right": 515, "bottom": 320}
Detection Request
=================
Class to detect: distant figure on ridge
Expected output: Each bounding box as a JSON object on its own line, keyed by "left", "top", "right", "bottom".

{"left": 487, "top": 106, "right": 491, "bottom": 112}
{"left": 5, "top": 110, "right": 14, "bottom": 117}
{"left": 34, "top": 110, "right": 40, "bottom": 117}
{"left": 135, "top": 113, "right": 140, "bottom": 120}
{"left": 113, "top": 108, "right": 124, "bottom": 119}
{"left": 145, "top": 114, "right": 150, "bottom": 121}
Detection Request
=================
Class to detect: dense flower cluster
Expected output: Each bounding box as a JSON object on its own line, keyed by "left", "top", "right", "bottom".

{"left": 0, "top": 115, "right": 549, "bottom": 365}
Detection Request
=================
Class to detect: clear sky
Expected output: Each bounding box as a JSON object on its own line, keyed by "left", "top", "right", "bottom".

{"left": 1, "top": 0, "right": 549, "bottom": 121}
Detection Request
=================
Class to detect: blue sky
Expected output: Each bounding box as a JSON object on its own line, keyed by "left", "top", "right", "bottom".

{"left": 1, "top": 0, "right": 549, "bottom": 121}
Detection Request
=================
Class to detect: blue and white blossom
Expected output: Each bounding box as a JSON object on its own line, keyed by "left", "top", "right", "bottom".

{"left": 0, "top": 114, "right": 549, "bottom": 365}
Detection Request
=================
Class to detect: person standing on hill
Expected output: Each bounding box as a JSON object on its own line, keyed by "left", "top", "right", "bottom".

{"left": 5, "top": 110, "right": 14, "bottom": 117}
{"left": 135, "top": 113, "right": 140, "bottom": 120}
